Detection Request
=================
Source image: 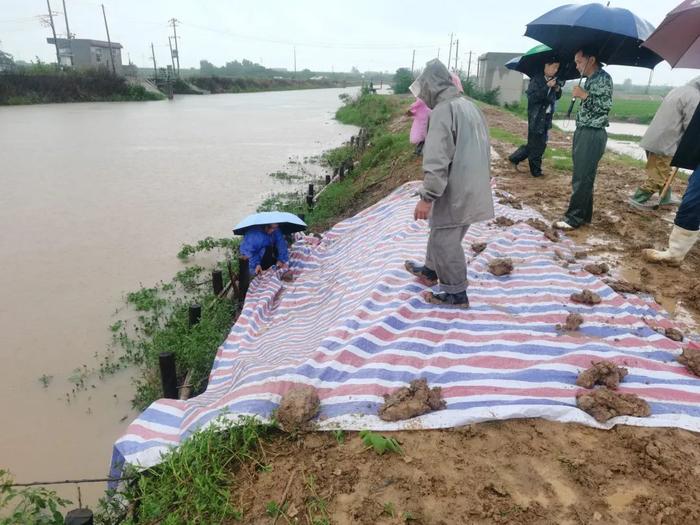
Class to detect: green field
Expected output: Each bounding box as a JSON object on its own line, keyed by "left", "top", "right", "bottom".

{"left": 505, "top": 94, "right": 662, "bottom": 124}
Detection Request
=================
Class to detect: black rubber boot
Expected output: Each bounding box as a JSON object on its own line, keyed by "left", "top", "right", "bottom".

{"left": 425, "top": 291, "right": 470, "bottom": 309}
{"left": 404, "top": 260, "right": 438, "bottom": 286}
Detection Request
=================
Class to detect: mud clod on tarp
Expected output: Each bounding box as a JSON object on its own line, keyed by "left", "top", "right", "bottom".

{"left": 571, "top": 289, "right": 602, "bottom": 305}
{"left": 525, "top": 218, "right": 549, "bottom": 232}
{"left": 492, "top": 216, "right": 515, "bottom": 227}
{"left": 665, "top": 327, "right": 684, "bottom": 342}
{"left": 472, "top": 242, "right": 487, "bottom": 254}
{"left": 543, "top": 229, "right": 560, "bottom": 243}
{"left": 584, "top": 262, "right": 610, "bottom": 276}
{"left": 605, "top": 279, "right": 648, "bottom": 294}
{"left": 678, "top": 347, "right": 700, "bottom": 377}
{"left": 498, "top": 196, "right": 523, "bottom": 209}
{"left": 276, "top": 385, "right": 320, "bottom": 432}
{"left": 576, "top": 387, "right": 651, "bottom": 422}
{"left": 557, "top": 312, "right": 584, "bottom": 332}
{"left": 554, "top": 249, "right": 576, "bottom": 264}
{"left": 378, "top": 378, "right": 446, "bottom": 421}
{"left": 488, "top": 258, "right": 514, "bottom": 276}
{"left": 576, "top": 361, "right": 628, "bottom": 389}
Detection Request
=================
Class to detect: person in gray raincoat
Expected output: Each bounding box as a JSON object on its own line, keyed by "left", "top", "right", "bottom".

{"left": 629, "top": 75, "right": 700, "bottom": 208}
{"left": 405, "top": 59, "right": 494, "bottom": 308}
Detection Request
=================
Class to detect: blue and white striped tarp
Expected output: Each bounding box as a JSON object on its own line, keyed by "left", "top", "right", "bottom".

{"left": 112, "top": 181, "right": 700, "bottom": 472}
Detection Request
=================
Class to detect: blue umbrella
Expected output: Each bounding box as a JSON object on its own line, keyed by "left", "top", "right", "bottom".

{"left": 232, "top": 211, "right": 307, "bottom": 236}
{"left": 525, "top": 3, "right": 662, "bottom": 68}
{"left": 525, "top": 3, "right": 663, "bottom": 117}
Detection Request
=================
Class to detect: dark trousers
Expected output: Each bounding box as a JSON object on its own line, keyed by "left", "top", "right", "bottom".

{"left": 261, "top": 246, "right": 278, "bottom": 270}
{"left": 509, "top": 130, "right": 547, "bottom": 177}
{"left": 675, "top": 167, "right": 700, "bottom": 231}
{"left": 564, "top": 126, "right": 607, "bottom": 228}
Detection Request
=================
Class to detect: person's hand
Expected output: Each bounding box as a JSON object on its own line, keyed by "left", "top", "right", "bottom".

{"left": 572, "top": 86, "right": 588, "bottom": 100}
{"left": 414, "top": 199, "right": 432, "bottom": 220}
{"left": 546, "top": 79, "right": 557, "bottom": 88}
{"left": 277, "top": 261, "right": 288, "bottom": 270}
{"left": 255, "top": 265, "right": 262, "bottom": 275}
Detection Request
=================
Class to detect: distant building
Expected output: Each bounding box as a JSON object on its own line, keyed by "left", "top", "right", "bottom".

{"left": 47, "top": 38, "right": 123, "bottom": 74}
{"left": 477, "top": 52, "right": 524, "bottom": 105}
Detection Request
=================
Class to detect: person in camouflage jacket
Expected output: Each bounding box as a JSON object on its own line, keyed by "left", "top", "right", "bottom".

{"left": 555, "top": 48, "right": 613, "bottom": 230}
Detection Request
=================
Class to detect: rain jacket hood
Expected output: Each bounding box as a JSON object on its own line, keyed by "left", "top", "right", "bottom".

{"left": 417, "top": 60, "right": 494, "bottom": 228}
{"left": 411, "top": 59, "right": 460, "bottom": 109}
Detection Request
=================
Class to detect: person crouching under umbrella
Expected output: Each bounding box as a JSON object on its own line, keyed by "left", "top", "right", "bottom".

{"left": 239, "top": 223, "right": 289, "bottom": 275}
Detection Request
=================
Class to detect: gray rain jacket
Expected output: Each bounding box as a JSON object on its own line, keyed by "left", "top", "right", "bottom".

{"left": 640, "top": 76, "right": 700, "bottom": 157}
{"left": 415, "top": 59, "right": 494, "bottom": 229}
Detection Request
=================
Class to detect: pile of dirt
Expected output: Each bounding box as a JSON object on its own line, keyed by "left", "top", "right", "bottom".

{"left": 276, "top": 385, "right": 320, "bottom": 432}
{"left": 492, "top": 216, "right": 515, "bottom": 227}
{"left": 678, "top": 347, "right": 700, "bottom": 376}
{"left": 684, "top": 282, "right": 700, "bottom": 311}
{"left": 472, "top": 242, "right": 487, "bottom": 254}
{"left": 576, "top": 387, "right": 651, "bottom": 422}
{"left": 488, "top": 258, "right": 514, "bottom": 276}
{"left": 557, "top": 312, "right": 584, "bottom": 332}
{"left": 584, "top": 262, "right": 610, "bottom": 276}
{"left": 498, "top": 195, "right": 523, "bottom": 209}
{"left": 378, "top": 378, "right": 445, "bottom": 422}
{"left": 571, "top": 289, "right": 602, "bottom": 305}
{"left": 576, "top": 361, "right": 628, "bottom": 389}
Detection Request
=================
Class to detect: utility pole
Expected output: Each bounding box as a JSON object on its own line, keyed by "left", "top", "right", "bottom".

{"left": 454, "top": 39, "right": 459, "bottom": 71}
{"left": 437, "top": 48, "right": 440, "bottom": 59}
{"left": 61, "top": 0, "right": 73, "bottom": 66}
{"left": 645, "top": 69, "right": 654, "bottom": 95}
{"left": 411, "top": 49, "right": 415, "bottom": 75}
{"left": 447, "top": 33, "right": 453, "bottom": 67}
{"left": 467, "top": 50, "right": 473, "bottom": 80}
{"left": 151, "top": 42, "right": 157, "bottom": 81}
{"left": 168, "top": 37, "right": 176, "bottom": 73}
{"left": 293, "top": 46, "right": 297, "bottom": 77}
{"left": 46, "top": 0, "right": 60, "bottom": 67}
{"left": 101, "top": 4, "right": 116, "bottom": 74}
{"left": 169, "top": 18, "right": 180, "bottom": 76}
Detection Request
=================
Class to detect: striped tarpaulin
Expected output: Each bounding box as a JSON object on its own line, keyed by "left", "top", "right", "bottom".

{"left": 112, "top": 181, "right": 700, "bottom": 472}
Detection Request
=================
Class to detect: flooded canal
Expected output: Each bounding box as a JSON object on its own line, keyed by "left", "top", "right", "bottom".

{"left": 0, "top": 87, "right": 358, "bottom": 504}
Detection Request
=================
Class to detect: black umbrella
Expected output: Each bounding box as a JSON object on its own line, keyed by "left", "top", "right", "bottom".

{"left": 525, "top": 2, "right": 663, "bottom": 116}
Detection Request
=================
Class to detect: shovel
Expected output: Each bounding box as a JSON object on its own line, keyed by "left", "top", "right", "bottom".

{"left": 652, "top": 167, "right": 679, "bottom": 210}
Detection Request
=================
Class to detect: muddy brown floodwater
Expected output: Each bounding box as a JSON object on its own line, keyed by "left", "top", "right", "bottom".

{"left": 0, "top": 87, "right": 358, "bottom": 505}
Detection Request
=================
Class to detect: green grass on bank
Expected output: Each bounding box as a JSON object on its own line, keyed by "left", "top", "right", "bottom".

{"left": 490, "top": 123, "right": 646, "bottom": 172}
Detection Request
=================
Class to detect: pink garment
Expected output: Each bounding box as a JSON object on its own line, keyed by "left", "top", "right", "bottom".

{"left": 409, "top": 98, "right": 431, "bottom": 144}
{"left": 408, "top": 73, "right": 462, "bottom": 145}
{"left": 451, "top": 72, "right": 464, "bottom": 93}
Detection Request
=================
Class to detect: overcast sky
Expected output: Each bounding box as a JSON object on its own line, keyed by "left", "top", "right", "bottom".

{"left": 1, "top": 0, "right": 697, "bottom": 86}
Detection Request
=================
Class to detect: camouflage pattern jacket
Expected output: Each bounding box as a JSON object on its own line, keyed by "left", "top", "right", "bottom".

{"left": 576, "top": 68, "right": 613, "bottom": 129}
